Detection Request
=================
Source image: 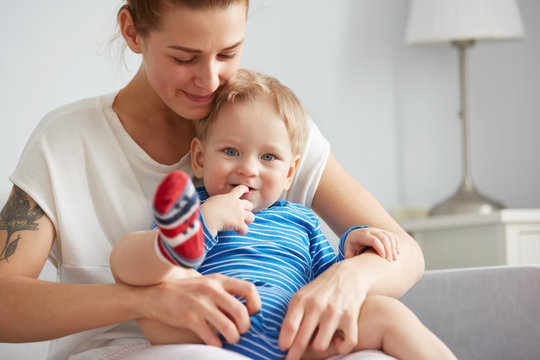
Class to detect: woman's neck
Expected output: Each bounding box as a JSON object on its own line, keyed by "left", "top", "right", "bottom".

{"left": 113, "top": 68, "right": 196, "bottom": 165}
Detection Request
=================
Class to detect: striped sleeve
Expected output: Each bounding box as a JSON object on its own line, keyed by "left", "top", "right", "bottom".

{"left": 296, "top": 206, "right": 337, "bottom": 278}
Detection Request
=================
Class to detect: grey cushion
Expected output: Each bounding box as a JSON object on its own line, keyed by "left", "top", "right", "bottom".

{"left": 400, "top": 265, "right": 540, "bottom": 360}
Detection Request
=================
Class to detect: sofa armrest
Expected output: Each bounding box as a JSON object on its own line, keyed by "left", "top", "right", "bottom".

{"left": 400, "top": 265, "right": 540, "bottom": 360}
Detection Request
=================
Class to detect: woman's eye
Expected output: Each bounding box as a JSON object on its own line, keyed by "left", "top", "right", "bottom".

{"left": 172, "top": 57, "right": 195, "bottom": 65}
{"left": 223, "top": 148, "right": 238, "bottom": 156}
{"left": 261, "top": 154, "right": 276, "bottom": 161}
{"left": 218, "top": 51, "right": 239, "bottom": 60}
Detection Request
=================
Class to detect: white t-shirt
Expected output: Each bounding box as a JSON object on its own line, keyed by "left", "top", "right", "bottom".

{"left": 10, "top": 92, "right": 330, "bottom": 359}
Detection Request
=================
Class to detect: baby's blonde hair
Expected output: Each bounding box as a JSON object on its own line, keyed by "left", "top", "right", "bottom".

{"left": 196, "top": 69, "right": 308, "bottom": 156}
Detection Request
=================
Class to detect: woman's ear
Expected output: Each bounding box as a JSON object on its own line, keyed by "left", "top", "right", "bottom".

{"left": 283, "top": 155, "right": 301, "bottom": 191}
{"left": 191, "top": 137, "right": 205, "bottom": 179}
{"left": 118, "top": 7, "right": 143, "bottom": 54}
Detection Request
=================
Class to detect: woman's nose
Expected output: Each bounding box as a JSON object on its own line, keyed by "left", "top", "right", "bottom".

{"left": 193, "top": 60, "right": 220, "bottom": 93}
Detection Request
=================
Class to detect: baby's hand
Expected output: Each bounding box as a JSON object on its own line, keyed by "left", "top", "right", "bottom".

{"left": 343, "top": 227, "right": 399, "bottom": 262}
{"left": 200, "top": 185, "right": 255, "bottom": 237}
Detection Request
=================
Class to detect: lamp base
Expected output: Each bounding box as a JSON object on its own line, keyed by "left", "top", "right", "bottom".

{"left": 429, "top": 181, "right": 505, "bottom": 216}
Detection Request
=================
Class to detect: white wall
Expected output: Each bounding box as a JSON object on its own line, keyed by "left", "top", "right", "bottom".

{"left": 0, "top": 0, "right": 539, "bottom": 357}
{"left": 0, "top": 0, "right": 139, "bottom": 202}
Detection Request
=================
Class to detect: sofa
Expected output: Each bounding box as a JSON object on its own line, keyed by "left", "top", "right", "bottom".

{"left": 2, "top": 264, "right": 540, "bottom": 359}
{"left": 400, "top": 264, "right": 540, "bottom": 360}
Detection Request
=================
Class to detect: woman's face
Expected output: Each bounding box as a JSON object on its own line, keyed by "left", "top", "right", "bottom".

{"left": 140, "top": 4, "right": 247, "bottom": 120}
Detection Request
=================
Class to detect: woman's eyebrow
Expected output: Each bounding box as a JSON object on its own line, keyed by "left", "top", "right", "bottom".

{"left": 167, "top": 39, "right": 245, "bottom": 53}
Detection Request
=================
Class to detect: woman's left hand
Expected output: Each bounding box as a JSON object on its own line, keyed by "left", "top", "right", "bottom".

{"left": 278, "top": 260, "right": 367, "bottom": 360}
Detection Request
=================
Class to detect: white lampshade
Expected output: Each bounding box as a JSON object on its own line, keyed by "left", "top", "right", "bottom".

{"left": 406, "top": 0, "right": 525, "bottom": 45}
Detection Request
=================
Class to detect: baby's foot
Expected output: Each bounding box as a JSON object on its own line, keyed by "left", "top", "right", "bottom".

{"left": 153, "top": 171, "right": 205, "bottom": 268}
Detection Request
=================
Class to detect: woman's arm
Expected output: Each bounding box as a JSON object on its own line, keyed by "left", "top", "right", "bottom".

{"left": 313, "top": 154, "right": 425, "bottom": 295}
{"left": 0, "top": 186, "right": 143, "bottom": 342}
{"left": 279, "top": 154, "right": 425, "bottom": 360}
{"left": 0, "top": 186, "right": 259, "bottom": 346}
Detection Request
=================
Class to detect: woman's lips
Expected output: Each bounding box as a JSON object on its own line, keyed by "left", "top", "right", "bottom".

{"left": 182, "top": 90, "right": 215, "bottom": 103}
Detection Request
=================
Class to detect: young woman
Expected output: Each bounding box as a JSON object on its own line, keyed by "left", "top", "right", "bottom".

{"left": 0, "top": 1, "right": 424, "bottom": 360}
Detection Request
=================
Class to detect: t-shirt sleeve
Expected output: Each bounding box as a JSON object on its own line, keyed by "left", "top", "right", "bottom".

{"left": 308, "top": 213, "right": 337, "bottom": 279}
{"left": 9, "top": 114, "right": 61, "bottom": 266}
{"left": 281, "top": 117, "right": 330, "bottom": 208}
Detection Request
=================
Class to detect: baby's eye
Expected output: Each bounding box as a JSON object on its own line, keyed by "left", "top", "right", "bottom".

{"left": 261, "top": 154, "right": 276, "bottom": 161}
{"left": 223, "top": 148, "right": 239, "bottom": 156}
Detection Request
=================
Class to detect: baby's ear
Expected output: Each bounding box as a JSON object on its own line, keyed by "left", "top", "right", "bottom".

{"left": 284, "top": 155, "right": 301, "bottom": 191}
{"left": 191, "top": 137, "right": 205, "bottom": 179}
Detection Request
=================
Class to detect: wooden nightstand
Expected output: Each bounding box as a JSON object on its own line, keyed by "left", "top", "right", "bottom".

{"left": 402, "top": 209, "right": 540, "bottom": 270}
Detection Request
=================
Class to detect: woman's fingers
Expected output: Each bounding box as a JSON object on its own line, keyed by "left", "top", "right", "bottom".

{"left": 189, "top": 317, "right": 223, "bottom": 347}
{"left": 278, "top": 299, "right": 305, "bottom": 351}
{"left": 284, "top": 308, "right": 320, "bottom": 360}
{"left": 333, "top": 312, "right": 359, "bottom": 355}
{"left": 310, "top": 310, "right": 340, "bottom": 352}
{"left": 218, "top": 274, "right": 262, "bottom": 316}
{"left": 203, "top": 274, "right": 260, "bottom": 337}
{"left": 204, "top": 299, "right": 244, "bottom": 344}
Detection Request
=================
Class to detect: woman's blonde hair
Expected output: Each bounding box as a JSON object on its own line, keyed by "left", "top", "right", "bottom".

{"left": 118, "top": 0, "right": 249, "bottom": 36}
{"left": 196, "top": 69, "right": 308, "bottom": 156}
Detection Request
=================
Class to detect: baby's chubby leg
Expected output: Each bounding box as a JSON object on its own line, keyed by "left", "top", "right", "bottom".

{"left": 110, "top": 171, "right": 205, "bottom": 286}
{"left": 301, "top": 295, "right": 456, "bottom": 360}
{"left": 352, "top": 295, "right": 457, "bottom": 360}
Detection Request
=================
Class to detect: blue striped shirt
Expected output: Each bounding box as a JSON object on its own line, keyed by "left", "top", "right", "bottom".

{"left": 196, "top": 188, "right": 345, "bottom": 359}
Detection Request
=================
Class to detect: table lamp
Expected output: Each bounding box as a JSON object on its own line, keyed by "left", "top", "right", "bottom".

{"left": 405, "top": 0, "right": 525, "bottom": 216}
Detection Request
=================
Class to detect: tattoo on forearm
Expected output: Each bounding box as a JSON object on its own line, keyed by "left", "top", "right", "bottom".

{"left": 0, "top": 187, "right": 45, "bottom": 261}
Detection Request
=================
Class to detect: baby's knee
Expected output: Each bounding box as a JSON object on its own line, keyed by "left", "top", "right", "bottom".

{"left": 361, "top": 295, "right": 408, "bottom": 324}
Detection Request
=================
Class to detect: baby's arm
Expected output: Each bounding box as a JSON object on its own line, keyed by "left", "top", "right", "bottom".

{"left": 342, "top": 226, "right": 400, "bottom": 262}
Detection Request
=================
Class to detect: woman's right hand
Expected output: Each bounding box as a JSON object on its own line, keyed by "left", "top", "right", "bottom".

{"left": 139, "top": 272, "right": 261, "bottom": 347}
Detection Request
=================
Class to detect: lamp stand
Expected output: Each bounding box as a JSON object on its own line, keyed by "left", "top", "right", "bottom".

{"left": 429, "top": 40, "right": 505, "bottom": 216}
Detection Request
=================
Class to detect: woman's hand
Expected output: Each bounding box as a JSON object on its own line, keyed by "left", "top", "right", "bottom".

{"left": 278, "top": 261, "right": 367, "bottom": 360}
{"left": 141, "top": 272, "right": 261, "bottom": 347}
{"left": 201, "top": 185, "right": 255, "bottom": 236}
{"left": 344, "top": 227, "right": 400, "bottom": 262}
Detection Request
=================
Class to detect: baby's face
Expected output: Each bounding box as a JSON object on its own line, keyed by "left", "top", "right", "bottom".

{"left": 198, "top": 99, "right": 299, "bottom": 212}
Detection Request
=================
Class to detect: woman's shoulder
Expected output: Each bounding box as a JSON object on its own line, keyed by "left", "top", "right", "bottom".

{"left": 40, "top": 92, "right": 117, "bottom": 129}
{"left": 28, "top": 92, "right": 118, "bottom": 145}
